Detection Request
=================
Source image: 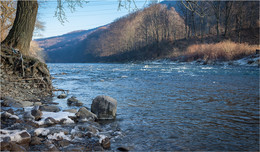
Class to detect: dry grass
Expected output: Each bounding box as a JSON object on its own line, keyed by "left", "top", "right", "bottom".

{"left": 182, "top": 40, "right": 259, "bottom": 61}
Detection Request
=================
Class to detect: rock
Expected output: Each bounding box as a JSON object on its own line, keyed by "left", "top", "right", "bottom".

{"left": 68, "top": 116, "right": 78, "bottom": 123}
{"left": 78, "top": 125, "right": 98, "bottom": 134}
{"left": 117, "top": 147, "right": 129, "bottom": 151}
{"left": 6, "top": 109, "right": 14, "bottom": 115}
{"left": 18, "top": 101, "right": 34, "bottom": 107}
{"left": 23, "top": 111, "right": 35, "bottom": 121}
{"left": 75, "top": 107, "right": 97, "bottom": 122}
{"left": 34, "top": 128, "right": 50, "bottom": 136}
{"left": 44, "top": 117, "right": 58, "bottom": 126}
{"left": 1, "top": 112, "right": 21, "bottom": 128}
{"left": 34, "top": 102, "right": 42, "bottom": 106}
{"left": 93, "top": 146, "right": 104, "bottom": 151}
{"left": 67, "top": 97, "right": 83, "bottom": 106}
{"left": 1, "top": 96, "right": 23, "bottom": 108}
{"left": 59, "top": 118, "right": 68, "bottom": 124}
{"left": 57, "top": 94, "right": 67, "bottom": 99}
{"left": 101, "top": 137, "right": 110, "bottom": 149}
{"left": 57, "top": 139, "right": 70, "bottom": 147}
{"left": 26, "top": 120, "right": 40, "bottom": 128}
{"left": 63, "top": 146, "right": 86, "bottom": 152}
{"left": 247, "top": 60, "right": 254, "bottom": 64}
{"left": 63, "top": 109, "right": 78, "bottom": 113}
{"left": 47, "top": 144, "right": 60, "bottom": 151}
{"left": 30, "top": 136, "right": 43, "bottom": 145}
{"left": 91, "top": 95, "right": 117, "bottom": 119}
{"left": 1, "top": 111, "right": 19, "bottom": 120}
{"left": 71, "top": 132, "right": 84, "bottom": 139}
{"left": 10, "top": 142, "right": 26, "bottom": 151}
{"left": 0, "top": 137, "right": 11, "bottom": 151}
{"left": 31, "top": 109, "right": 43, "bottom": 121}
{"left": 18, "top": 131, "right": 31, "bottom": 145}
{"left": 39, "top": 105, "right": 61, "bottom": 112}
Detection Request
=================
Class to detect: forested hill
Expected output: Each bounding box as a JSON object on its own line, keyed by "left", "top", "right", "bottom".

{"left": 37, "top": 1, "right": 259, "bottom": 63}
{"left": 37, "top": 2, "right": 185, "bottom": 63}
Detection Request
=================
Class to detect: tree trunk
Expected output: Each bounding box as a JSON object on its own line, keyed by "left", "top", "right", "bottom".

{"left": 2, "top": 0, "right": 38, "bottom": 56}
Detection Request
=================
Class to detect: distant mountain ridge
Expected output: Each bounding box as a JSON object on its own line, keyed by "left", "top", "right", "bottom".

{"left": 35, "top": 26, "right": 108, "bottom": 62}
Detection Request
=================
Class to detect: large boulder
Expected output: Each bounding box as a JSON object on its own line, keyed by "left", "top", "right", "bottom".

{"left": 75, "top": 107, "right": 97, "bottom": 122}
{"left": 67, "top": 97, "right": 83, "bottom": 106}
{"left": 91, "top": 95, "right": 117, "bottom": 119}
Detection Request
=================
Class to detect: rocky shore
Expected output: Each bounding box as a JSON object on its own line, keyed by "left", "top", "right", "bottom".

{"left": 0, "top": 45, "right": 122, "bottom": 151}
{"left": 0, "top": 95, "right": 118, "bottom": 151}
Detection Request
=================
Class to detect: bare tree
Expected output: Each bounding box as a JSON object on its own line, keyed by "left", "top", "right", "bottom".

{"left": 0, "top": 0, "right": 16, "bottom": 41}
{"left": 2, "top": 0, "right": 87, "bottom": 55}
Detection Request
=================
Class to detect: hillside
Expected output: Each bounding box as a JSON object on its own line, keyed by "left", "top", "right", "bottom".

{"left": 37, "top": 1, "right": 259, "bottom": 63}
{"left": 35, "top": 26, "right": 108, "bottom": 62}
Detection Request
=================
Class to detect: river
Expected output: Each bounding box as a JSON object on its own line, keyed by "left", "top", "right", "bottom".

{"left": 48, "top": 62, "right": 259, "bottom": 151}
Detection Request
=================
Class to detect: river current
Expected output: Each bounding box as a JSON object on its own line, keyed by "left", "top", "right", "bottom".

{"left": 48, "top": 62, "right": 259, "bottom": 151}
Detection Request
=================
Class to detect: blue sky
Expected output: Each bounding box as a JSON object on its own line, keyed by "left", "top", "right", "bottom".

{"left": 35, "top": 0, "right": 156, "bottom": 39}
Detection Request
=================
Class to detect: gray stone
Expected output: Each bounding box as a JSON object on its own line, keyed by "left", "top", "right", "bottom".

{"left": 10, "top": 142, "right": 26, "bottom": 152}
{"left": 78, "top": 125, "right": 98, "bottom": 134}
{"left": 76, "top": 107, "right": 97, "bottom": 122}
{"left": 18, "top": 131, "right": 31, "bottom": 145}
{"left": 101, "top": 137, "right": 111, "bottom": 149}
{"left": 91, "top": 95, "right": 117, "bottom": 119}
{"left": 44, "top": 117, "right": 57, "bottom": 126}
{"left": 31, "top": 109, "right": 42, "bottom": 121}
{"left": 23, "top": 111, "right": 35, "bottom": 121}
{"left": 1, "top": 96, "right": 23, "bottom": 108}
{"left": 67, "top": 97, "right": 83, "bottom": 106}
{"left": 30, "top": 136, "right": 43, "bottom": 146}
{"left": 117, "top": 147, "right": 129, "bottom": 151}
{"left": 63, "top": 109, "right": 78, "bottom": 113}
{"left": 57, "top": 94, "right": 67, "bottom": 99}
{"left": 34, "top": 102, "right": 42, "bottom": 106}
{"left": 18, "top": 101, "right": 34, "bottom": 107}
{"left": 39, "top": 105, "right": 61, "bottom": 112}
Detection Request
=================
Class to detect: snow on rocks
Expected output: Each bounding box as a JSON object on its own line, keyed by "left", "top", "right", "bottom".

{"left": 0, "top": 130, "right": 31, "bottom": 144}
{"left": 34, "top": 128, "right": 50, "bottom": 136}
{"left": 35, "top": 111, "right": 75, "bottom": 126}
{"left": 1, "top": 111, "right": 19, "bottom": 120}
{"left": 47, "top": 132, "right": 71, "bottom": 141}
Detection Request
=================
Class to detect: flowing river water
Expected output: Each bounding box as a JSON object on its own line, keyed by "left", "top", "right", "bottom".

{"left": 48, "top": 63, "right": 259, "bottom": 151}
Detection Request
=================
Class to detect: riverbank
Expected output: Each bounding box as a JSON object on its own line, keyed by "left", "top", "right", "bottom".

{"left": 0, "top": 46, "right": 119, "bottom": 151}
{"left": 0, "top": 45, "right": 52, "bottom": 101}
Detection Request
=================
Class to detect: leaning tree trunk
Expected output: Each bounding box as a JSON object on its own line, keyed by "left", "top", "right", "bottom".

{"left": 2, "top": 0, "right": 38, "bottom": 56}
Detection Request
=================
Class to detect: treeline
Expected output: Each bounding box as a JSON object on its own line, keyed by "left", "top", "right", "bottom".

{"left": 83, "top": 4, "right": 185, "bottom": 59}
{"left": 80, "top": 1, "right": 259, "bottom": 62}
{"left": 175, "top": 1, "right": 259, "bottom": 41}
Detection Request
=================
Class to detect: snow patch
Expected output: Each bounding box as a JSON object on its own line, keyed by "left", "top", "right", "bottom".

{"left": 0, "top": 129, "right": 29, "bottom": 143}
{"left": 47, "top": 132, "right": 71, "bottom": 141}
{"left": 35, "top": 111, "right": 75, "bottom": 125}
{"left": 34, "top": 128, "right": 50, "bottom": 136}
{"left": 98, "top": 134, "right": 107, "bottom": 143}
{"left": 1, "top": 112, "right": 19, "bottom": 119}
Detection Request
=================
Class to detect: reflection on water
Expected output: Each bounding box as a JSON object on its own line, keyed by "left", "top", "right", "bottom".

{"left": 48, "top": 63, "right": 259, "bottom": 151}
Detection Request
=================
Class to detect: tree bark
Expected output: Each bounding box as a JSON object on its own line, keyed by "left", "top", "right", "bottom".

{"left": 2, "top": 0, "right": 38, "bottom": 56}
